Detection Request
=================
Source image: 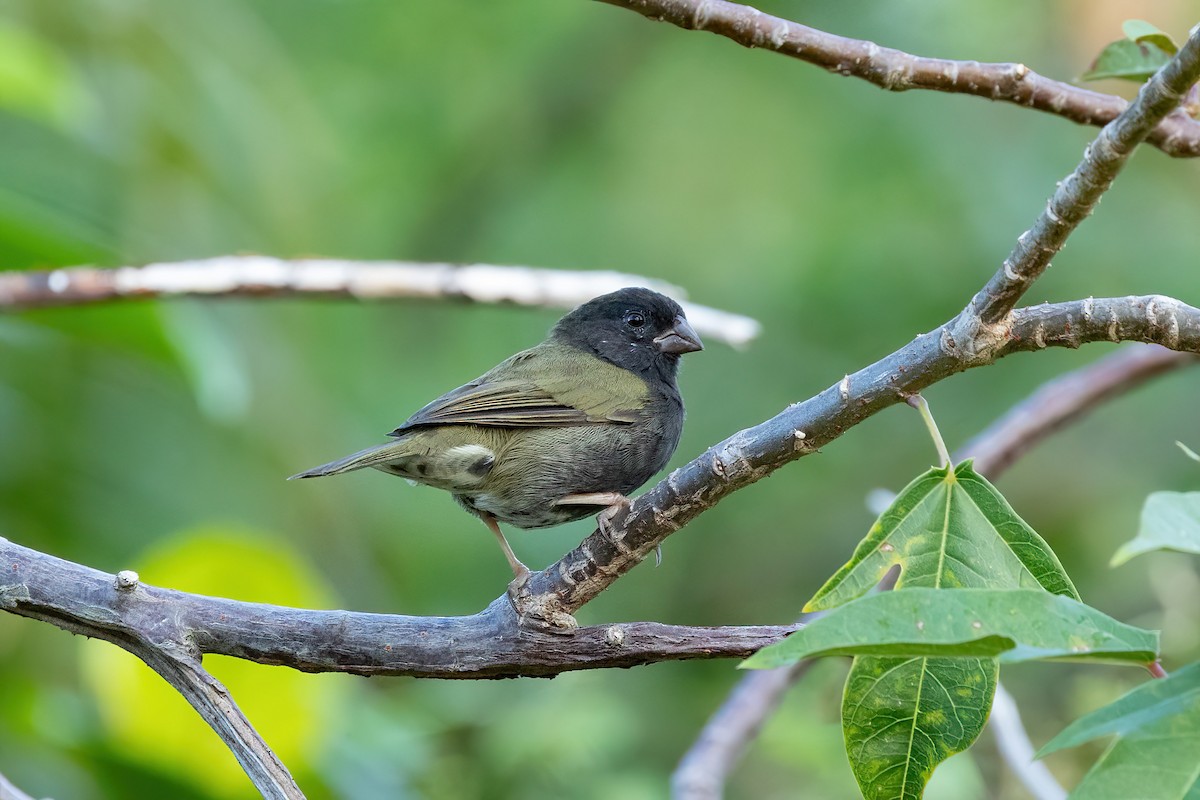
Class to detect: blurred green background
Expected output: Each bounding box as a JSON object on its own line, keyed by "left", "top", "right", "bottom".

{"left": 1, "top": 1, "right": 1198, "bottom": 797}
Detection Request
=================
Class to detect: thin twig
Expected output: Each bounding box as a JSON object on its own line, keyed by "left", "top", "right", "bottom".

{"left": 961, "top": 28, "right": 1200, "bottom": 326}
{"left": 0, "top": 257, "right": 760, "bottom": 347}
{"left": 990, "top": 683, "right": 1067, "bottom": 800}
{"left": 596, "top": 0, "right": 1200, "bottom": 157}
{"left": 671, "top": 344, "right": 1197, "bottom": 798}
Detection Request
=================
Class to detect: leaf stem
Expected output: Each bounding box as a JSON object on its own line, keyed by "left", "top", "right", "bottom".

{"left": 907, "top": 394, "right": 952, "bottom": 468}
{"left": 1147, "top": 660, "right": 1169, "bottom": 679}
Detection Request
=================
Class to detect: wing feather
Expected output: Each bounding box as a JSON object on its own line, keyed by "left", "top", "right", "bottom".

{"left": 390, "top": 344, "right": 647, "bottom": 433}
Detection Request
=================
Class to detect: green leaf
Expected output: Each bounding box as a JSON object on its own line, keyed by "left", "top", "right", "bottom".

{"left": 1040, "top": 661, "right": 1200, "bottom": 757}
{"left": 1178, "top": 441, "right": 1200, "bottom": 463}
{"left": 1064, "top": 701, "right": 1200, "bottom": 799}
{"left": 1121, "top": 20, "right": 1178, "bottom": 54}
{"left": 806, "top": 462, "right": 1077, "bottom": 613}
{"left": 745, "top": 589, "right": 1158, "bottom": 669}
{"left": 806, "top": 463, "right": 1080, "bottom": 800}
{"left": 1111, "top": 492, "right": 1200, "bottom": 566}
{"left": 1082, "top": 38, "right": 1173, "bottom": 82}
{"left": 843, "top": 656, "right": 997, "bottom": 800}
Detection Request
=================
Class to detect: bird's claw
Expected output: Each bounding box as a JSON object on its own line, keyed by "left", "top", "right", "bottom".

{"left": 596, "top": 497, "right": 632, "bottom": 547}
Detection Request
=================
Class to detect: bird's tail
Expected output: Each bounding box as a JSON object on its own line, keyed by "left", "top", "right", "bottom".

{"left": 288, "top": 440, "right": 410, "bottom": 480}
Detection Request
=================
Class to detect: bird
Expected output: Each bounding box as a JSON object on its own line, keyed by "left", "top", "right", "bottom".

{"left": 289, "top": 287, "right": 703, "bottom": 590}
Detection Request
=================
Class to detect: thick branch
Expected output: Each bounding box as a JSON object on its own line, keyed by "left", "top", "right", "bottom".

{"left": 0, "top": 541, "right": 796, "bottom": 680}
{"left": 596, "top": 0, "right": 1200, "bottom": 157}
{"left": 0, "top": 257, "right": 760, "bottom": 347}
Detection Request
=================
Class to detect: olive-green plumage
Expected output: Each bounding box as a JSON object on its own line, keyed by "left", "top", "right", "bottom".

{"left": 290, "top": 287, "right": 703, "bottom": 575}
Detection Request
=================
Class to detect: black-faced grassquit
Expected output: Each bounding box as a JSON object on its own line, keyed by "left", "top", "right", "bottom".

{"left": 291, "top": 287, "right": 702, "bottom": 586}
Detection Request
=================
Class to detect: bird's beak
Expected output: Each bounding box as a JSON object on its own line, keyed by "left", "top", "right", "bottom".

{"left": 654, "top": 316, "right": 704, "bottom": 354}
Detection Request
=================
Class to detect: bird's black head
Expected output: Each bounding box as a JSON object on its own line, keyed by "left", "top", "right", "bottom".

{"left": 551, "top": 287, "right": 703, "bottom": 381}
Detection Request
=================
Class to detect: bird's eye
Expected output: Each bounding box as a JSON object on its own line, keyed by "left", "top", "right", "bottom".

{"left": 624, "top": 311, "right": 646, "bottom": 328}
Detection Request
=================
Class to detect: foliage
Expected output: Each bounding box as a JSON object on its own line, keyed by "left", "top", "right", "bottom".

{"left": 745, "top": 458, "right": 1165, "bottom": 798}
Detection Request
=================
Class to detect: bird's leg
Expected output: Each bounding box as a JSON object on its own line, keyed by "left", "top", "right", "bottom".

{"left": 479, "top": 512, "right": 531, "bottom": 588}
{"left": 481, "top": 513, "right": 578, "bottom": 634}
{"left": 555, "top": 492, "right": 632, "bottom": 545}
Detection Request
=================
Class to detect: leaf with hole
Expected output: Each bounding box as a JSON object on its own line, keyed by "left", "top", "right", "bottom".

{"left": 1111, "top": 492, "right": 1200, "bottom": 566}
{"left": 804, "top": 462, "right": 1079, "bottom": 800}
{"left": 806, "top": 462, "right": 1077, "bottom": 613}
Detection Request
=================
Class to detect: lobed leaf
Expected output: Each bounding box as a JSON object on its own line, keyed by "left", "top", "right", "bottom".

{"left": 806, "top": 462, "right": 1076, "bottom": 613}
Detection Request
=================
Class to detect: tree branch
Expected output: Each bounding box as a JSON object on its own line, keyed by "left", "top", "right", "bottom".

{"left": 671, "top": 342, "right": 1195, "bottom": 798}
{"left": 964, "top": 344, "right": 1196, "bottom": 476}
{"left": 962, "top": 28, "right": 1200, "bottom": 325}
{"left": 671, "top": 661, "right": 816, "bottom": 800}
{"left": 596, "top": 0, "right": 1200, "bottom": 158}
{"left": 0, "top": 541, "right": 797, "bottom": 679}
{"left": 0, "top": 257, "right": 761, "bottom": 348}
{"left": 0, "top": 772, "right": 39, "bottom": 800}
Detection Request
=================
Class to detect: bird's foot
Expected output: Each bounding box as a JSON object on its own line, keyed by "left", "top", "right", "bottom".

{"left": 595, "top": 496, "right": 632, "bottom": 548}
{"left": 555, "top": 492, "right": 633, "bottom": 547}
{"left": 506, "top": 577, "right": 578, "bottom": 634}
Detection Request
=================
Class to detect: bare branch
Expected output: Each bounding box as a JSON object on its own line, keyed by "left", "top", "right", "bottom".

{"left": 670, "top": 343, "right": 1197, "bottom": 798}
{"left": 0, "top": 540, "right": 797, "bottom": 679}
{"left": 961, "top": 29, "right": 1200, "bottom": 325}
{"left": 596, "top": 0, "right": 1200, "bottom": 158}
{"left": 965, "top": 344, "right": 1196, "bottom": 476}
{"left": 0, "top": 257, "right": 760, "bottom": 347}
{"left": 0, "top": 772, "right": 40, "bottom": 800}
{"left": 141, "top": 651, "right": 304, "bottom": 800}
{"left": 671, "top": 661, "right": 815, "bottom": 800}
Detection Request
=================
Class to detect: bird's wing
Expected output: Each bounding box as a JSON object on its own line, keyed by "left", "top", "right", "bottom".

{"left": 390, "top": 345, "right": 647, "bottom": 432}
